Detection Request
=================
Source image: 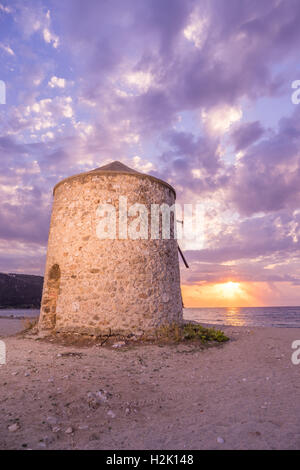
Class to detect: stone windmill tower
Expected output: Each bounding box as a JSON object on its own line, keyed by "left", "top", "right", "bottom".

{"left": 38, "top": 161, "right": 183, "bottom": 336}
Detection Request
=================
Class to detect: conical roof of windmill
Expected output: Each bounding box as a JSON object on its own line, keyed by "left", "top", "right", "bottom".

{"left": 53, "top": 160, "right": 175, "bottom": 196}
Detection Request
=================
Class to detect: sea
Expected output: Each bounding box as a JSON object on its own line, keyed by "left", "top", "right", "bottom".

{"left": 0, "top": 309, "right": 40, "bottom": 320}
{"left": 1, "top": 306, "right": 300, "bottom": 336}
{"left": 0, "top": 309, "right": 40, "bottom": 336}
{"left": 184, "top": 306, "right": 300, "bottom": 328}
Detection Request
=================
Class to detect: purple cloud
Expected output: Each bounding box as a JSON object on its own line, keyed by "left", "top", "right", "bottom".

{"left": 1, "top": 0, "right": 300, "bottom": 302}
{"left": 230, "top": 121, "right": 265, "bottom": 151}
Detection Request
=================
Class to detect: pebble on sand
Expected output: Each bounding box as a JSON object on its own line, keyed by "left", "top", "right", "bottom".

{"left": 52, "top": 426, "right": 61, "bottom": 433}
{"left": 8, "top": 423, "right": 20, "bottom": 432}
{"left": 46, "top": 416, "right": 58, "bottom": 425}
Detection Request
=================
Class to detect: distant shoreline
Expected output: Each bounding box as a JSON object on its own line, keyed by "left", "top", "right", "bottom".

{"left": 0, "top": 314, "right": 39, "bottom": 320}
{"left": 2, "top": 306, "right": 300, "bottom": 336}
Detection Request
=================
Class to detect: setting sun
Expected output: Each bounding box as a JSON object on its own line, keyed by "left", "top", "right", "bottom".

{"left": 181, "top": 281, "right": 264, "bottom": 308}
{"left": 218, "top": 281, "right": 241, "bottom": 298}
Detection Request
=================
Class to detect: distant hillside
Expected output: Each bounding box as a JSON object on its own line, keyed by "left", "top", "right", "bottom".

{"left": 0, "top": 273, "right": 44, "bottom": 309}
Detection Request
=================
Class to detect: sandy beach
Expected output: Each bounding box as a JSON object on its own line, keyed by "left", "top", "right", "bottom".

{"left": 0, "top": 325, "right": 300, "bottom": 450}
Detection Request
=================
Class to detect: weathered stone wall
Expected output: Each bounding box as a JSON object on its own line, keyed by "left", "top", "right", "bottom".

{"left": 38, "top": 172, "right": 183, "bottom": 336}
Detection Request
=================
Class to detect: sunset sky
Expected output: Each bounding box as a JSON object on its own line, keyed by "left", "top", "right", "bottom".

{"left": 1, "top": 0, "right": 300, "bottom": 307}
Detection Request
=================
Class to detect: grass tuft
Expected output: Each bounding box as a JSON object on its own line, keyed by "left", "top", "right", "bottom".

{"left": 155, "top": 322, "right": 229, "bottom": 344}
{"left": 182, "top": 323, "right": 229, "bottom": 343}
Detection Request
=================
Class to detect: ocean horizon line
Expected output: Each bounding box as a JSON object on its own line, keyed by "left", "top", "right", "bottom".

{"left": 185, "top": 305, "right": 300, "bottom": 309}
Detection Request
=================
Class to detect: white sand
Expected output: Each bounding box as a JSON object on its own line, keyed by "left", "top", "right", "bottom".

{"left": 0, "top": 325, "right": 300, "bottom": 450}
